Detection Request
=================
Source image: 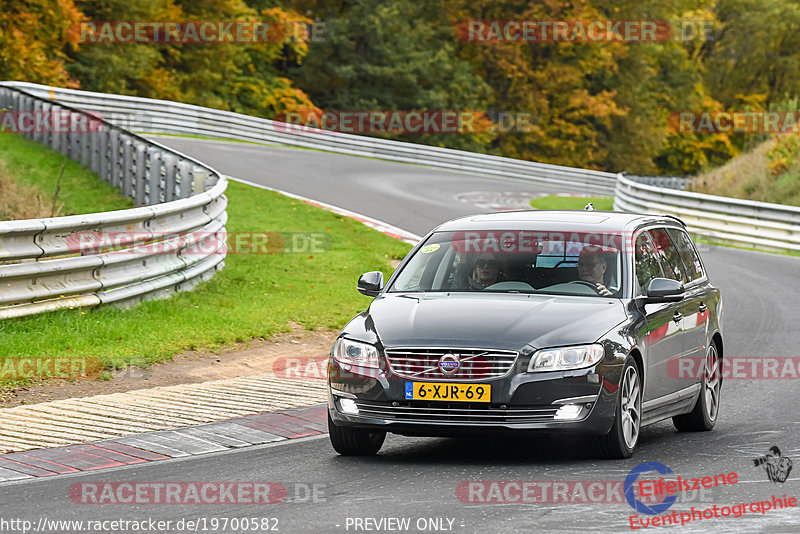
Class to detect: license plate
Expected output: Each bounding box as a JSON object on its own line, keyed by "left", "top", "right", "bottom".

{"left": 405, "top": 382, "right": 491, "bottom": 402}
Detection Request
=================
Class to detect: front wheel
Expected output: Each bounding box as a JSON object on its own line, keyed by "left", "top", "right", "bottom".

{"left": 328, "top": 413, "right": 386, "bottom": 456}
{"left": 597, "top": 358, "right": 642, "bottom": 459}
{"left": 673, "top": 343, "right": 721, "bottom": 432}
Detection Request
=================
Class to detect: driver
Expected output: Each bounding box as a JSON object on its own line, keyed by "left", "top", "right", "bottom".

{"left": 577, "top": 246, "right": 613, "bottom": 296}
{"left": 468, "top": 254, "right": 504, "bottom": 289}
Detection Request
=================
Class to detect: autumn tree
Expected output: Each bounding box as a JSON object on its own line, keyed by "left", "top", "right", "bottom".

{"left": 67, "top": 0, "right": 318, "bottom": 117}
{"left": 282, "top": 0, "right": 496, "bottom": 152}
{"left": 446, "top": 0, "right": 627, "bottom": 169}
{"left": 0, "top": 0, "right": 83, "bottom": 87}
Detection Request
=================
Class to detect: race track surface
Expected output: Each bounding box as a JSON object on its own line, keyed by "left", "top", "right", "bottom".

{"left": 2, "top": 138, "right": 797, "bottom": 533}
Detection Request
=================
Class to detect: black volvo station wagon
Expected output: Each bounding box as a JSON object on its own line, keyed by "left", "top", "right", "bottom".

{"left": 327, "top": 210, "right": 723, "bottom": 458}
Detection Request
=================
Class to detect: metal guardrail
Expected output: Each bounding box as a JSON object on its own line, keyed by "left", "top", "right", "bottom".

{"left": 2, "top": 81, "right": 798, "bottom": 293}
{"left": 621, "top": 173, "right": 692, "bottom": 191}
{"left": 615, "top": 173, "right": 800, "bottom": 252}
{"left": 0, "top": 86, "right": 228, "bottom": 319}
{"left": 0, "top": 82, "right": 618, "bottom": 196}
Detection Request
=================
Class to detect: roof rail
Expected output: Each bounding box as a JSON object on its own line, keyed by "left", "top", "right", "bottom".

{"left": 661, "top": 214, "right": 687, "bottom": 227}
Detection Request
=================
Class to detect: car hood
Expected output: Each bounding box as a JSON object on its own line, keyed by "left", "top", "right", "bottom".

{"left": 347, "top": 292, "right": 629, "bottom": 351}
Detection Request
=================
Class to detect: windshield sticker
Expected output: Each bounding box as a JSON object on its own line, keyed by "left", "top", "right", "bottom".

{"left": 421, "top": 244, "right": 441, "bottom": 253}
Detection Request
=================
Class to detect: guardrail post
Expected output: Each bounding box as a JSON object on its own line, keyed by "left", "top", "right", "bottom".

{"left": 31, "top": 98, "right": 43, "bottom": 144}
{"left": 177, "top": 160, "right": 192, "bottom": 199}
{"left": 163, "top": 154, "right": 177, "bottom": 202}
{"left": 192, "top": 166, "right": 208, "bottom": 195}
{"left": 134, "top": 142, "right": 147, "bottom": 206}
{"left": 98, "top": 128, "right": 110, "bottom": 182}
{"left": 59, "top": 123, "right": 70, "bottom": 158}
{"left": 122, "top": 134, "right": 134, "bottom": 198}
{"left": 148, "top": 147, "right": 163, "bottom": 205}
{"left": 90, "top": 123, "right": 101, "bottom": 173}
{"left": 41, "top": 101, "right": 51, "bottom": 146}
{"left": 81, "top": 119, "right": 93, "bottom": 166}
{"left": 69, "top": 113, "right": 80, "bottom": 160}
{"left": 50, "top": 104, "right": 62, "bottom": 154}
{"left": 109, "top": 129, "right": 121, "bottom": 189}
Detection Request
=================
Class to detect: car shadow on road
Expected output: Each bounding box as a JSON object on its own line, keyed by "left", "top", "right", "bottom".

{"left": 332, "top": 420, "right": 690, "bottom": 466}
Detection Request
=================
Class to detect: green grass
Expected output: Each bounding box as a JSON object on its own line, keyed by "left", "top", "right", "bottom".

{"left": 146, "top": 132, "right": 275, "bottom": 147}
{"left": 530, "top": 195, "right": 614, "bottom": 210}
{"left": 0, "top": 134, "right": 412, "bottom": 384}
{"left": 0, "top": 133, "right": 133, "bottom": 215}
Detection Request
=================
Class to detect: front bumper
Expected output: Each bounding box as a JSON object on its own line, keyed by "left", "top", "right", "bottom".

{"left": 327, "top": 356, "right": 624, "bottom": 436}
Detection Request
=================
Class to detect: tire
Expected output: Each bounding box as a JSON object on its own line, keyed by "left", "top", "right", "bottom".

{"left": 598, "top": 358, "right": 642, "bottom": 459}
{"left": 673, "top": 342, "right": 721, "bottom": 432}
{"left": 328, "top": 413, "right": 386, "bottom": 456}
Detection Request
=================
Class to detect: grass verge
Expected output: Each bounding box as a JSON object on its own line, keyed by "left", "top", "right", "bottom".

{"left": 0, "top": 133, "right": 412, "bottom": 392}
{"left": 0, "top": 132, "right": 133, "bottom": 216}
{"left": 530, "top": 195, "right": 614, "bottom": 210}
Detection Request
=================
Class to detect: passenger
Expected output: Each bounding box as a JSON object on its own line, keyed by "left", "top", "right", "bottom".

{"left": 577, "top": 246, "right": 613, "bottom": 296}
{"left": 468, "top": 254, "right": 504, "bottom": 289}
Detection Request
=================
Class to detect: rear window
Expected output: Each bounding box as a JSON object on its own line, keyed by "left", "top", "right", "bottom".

{"left": 667, "top": 228, "right": 705, "bottom": 281}
{"left": 649, "top": 228, "right": 691, "bottom": 283}
{"left": 390, "top": 230, "right": 624, "bottom": 297}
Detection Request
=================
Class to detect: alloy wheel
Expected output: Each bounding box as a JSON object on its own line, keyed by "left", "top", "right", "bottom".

{"left": 621, "top": 365, "right": 641, "bottom": 449}
{"left": 703, "top": 345, "right": 721, "bottom": 422}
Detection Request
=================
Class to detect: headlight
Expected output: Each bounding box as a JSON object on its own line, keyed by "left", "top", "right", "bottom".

{"left": 333, "top": 338, "right": 380, "bottom": 368}
{"left": 527, "top": 344, "right": 604, "bottom": 372}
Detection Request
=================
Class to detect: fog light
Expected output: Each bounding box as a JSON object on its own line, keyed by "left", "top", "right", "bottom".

{"left": 339, "top": 398, "right": 359, "bottom": 415}
{"left": 554, "top": 404, "right": 583, "bottom": 420}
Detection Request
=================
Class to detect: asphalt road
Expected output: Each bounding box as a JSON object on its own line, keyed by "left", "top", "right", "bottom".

{"left": 150, "top": 137, "right": 591, "bottom": 236}
{"left": 1, "top": 138, "right": 798, "bottom": 534}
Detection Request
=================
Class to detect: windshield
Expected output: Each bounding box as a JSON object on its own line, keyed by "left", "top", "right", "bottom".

{"left": 390, "top": 230, "right": 624, "bottom": 297}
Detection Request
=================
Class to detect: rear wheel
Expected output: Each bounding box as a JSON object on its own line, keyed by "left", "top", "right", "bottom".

{"left": 598, "top": 358, "right": 641, "bottom": 459}
{"left": 673, "top": 343, "right": 721, "bottom": 432}
{"left": 328, "top": 413, "right": 386, "bottom": 456}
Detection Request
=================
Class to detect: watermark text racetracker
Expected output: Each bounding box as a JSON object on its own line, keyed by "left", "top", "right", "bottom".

{"left": 670, "top": 111, "right": 800, "bottom": 134}
{"left": 667, "top": 355, "right": 800, "bottom": 380}
{"left": 0, "top": 516, "right": 279, "bottom": 533}
{"left": 68, "top": 481, "right": 325, "bottom": 504}
{"left": 274, "top": 110, "right": 535, "bottom": 135}
{"left": 445, "top": 229, "right": 717, "bottom": 255}
{"left": 456, "top": 480, "right": 715, "bottom": 504}
{"left": 73, "top": 20, "right": 328, "bottom": 44}
{"left": 455, "top": 20, "right": 714, "bottom": 43}
{"left": 0, "top": 356, "right": 102, "bottom": 382}
{"left": 0, "top": 110, "right": 103, "bottom": 134}
{"left": 275, "top": 355, "right": 496, "bottom": 381}
{"left": 67, "top": 231, "right": 331, "bottom": 255}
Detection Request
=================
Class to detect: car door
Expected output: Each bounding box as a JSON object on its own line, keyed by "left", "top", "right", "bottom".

{"left": 667, "top": 228, "right": 715, "bottom": 371}
{"left": 634, "top": 230, "right": 684, "bottom": 402}
{"left": 650, "top": 226, "right": 714, "bottom": 396}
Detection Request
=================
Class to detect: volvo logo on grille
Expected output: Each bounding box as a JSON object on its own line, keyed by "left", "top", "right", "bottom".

{"left": 438, "top": 354, "right": 460, "bottom": 375}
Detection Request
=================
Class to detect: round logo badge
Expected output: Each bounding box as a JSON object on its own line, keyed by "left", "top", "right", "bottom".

{"left": 624, "top": 461, "right": 677, "bottom": 515}
{"left": 438, "top": 354, "right": 460, "bottom": 375}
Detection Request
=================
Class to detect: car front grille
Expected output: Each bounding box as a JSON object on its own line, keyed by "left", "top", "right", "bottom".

{"left": 384, "top": 347, "right": 518, "bottom": 381}
{"left": 354, "top": 400, "right": 558, "bottom": 423}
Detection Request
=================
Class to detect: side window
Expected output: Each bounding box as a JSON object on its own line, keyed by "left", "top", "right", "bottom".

{"left": 649, "top": 228, "right": 689, "bottom": 283}
{"left": 634, "top": 232, "right": 664, "bottom": 293}
{"left": 667, "top": 228, "right": 705, "bottom": 281}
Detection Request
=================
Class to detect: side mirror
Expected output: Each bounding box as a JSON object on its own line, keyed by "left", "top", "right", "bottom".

{"left": 638, "top": 277, "right": 685, "bottom": 305}
{"left": 357, "top": 271, "right": 384, "bottom": 297}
